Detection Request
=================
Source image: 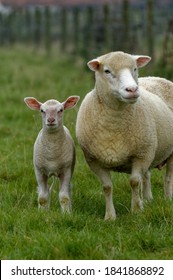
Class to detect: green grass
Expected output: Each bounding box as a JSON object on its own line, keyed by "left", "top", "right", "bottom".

{"left": 0, "top": 46, "right": 173, "bottom": 260}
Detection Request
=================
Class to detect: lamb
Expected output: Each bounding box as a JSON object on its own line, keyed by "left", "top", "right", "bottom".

{"left": 76, "top": 51, "right": 173, "bottom": 220}
{"left": 24, "top": 95, "right": 80, "bottom": 212}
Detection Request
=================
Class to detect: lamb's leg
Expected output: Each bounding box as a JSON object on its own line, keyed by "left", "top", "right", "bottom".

{"left": 130, "top": 164, "right": 144, "bottom": 212}
{"left": 59, "top": 168, "right": 72, "bottom": 213}
{"left": 87, "top": 160, "right": 116, "bottom": 220}
{"left": 164, "top": 154, "right": 173, "bottom": 199}
{"left": 142, "top": 170, "right": 153, "bottom": 201}
{"left": 35, "top": 169, "right": 49, "bottom": 209}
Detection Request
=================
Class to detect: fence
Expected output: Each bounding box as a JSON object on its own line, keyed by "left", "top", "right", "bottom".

{"left": 0, "top": 1, "right": 172, "bottom": 61}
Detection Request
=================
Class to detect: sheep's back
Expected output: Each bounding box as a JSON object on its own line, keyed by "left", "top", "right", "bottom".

{"left": 139, "top": 77, "right": 173, "bottom": 112}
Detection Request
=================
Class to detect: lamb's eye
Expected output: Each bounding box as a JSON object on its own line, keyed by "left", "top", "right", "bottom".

{"left": 41, "top": 109, "right": 45, "bottom": 113}
{"left": 134, "top": 68, "right": 137, "bottom": 72}
{"left": 58, "top": 109, "right": 63, "bottom": 113}
{"left": 104, "top": 69, "right": 111, "bottom": 74}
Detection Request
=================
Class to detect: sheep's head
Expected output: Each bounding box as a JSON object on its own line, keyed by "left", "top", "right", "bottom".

{"left": 24, "top": 96, "right": 80, "bottom": 130}
{"left": 87, "top": 51, "right": 151, "bottom": 104}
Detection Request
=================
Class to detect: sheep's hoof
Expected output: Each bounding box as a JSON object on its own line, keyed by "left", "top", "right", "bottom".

{"left": 131, "top": 200, "right": 143, "bottom": 213}
{"left": 143, "top": 195, "right": 153, "bottom": 203}
{"left": 104, "top": 211, "right": 116, "bottom": 221}
{"left": 164, "top": 191, "right": 173, "bottom": 199}
{"left": 143, "top": 191, "right": 153, "bottom": 201}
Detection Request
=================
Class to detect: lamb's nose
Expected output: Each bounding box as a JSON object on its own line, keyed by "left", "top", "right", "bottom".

{"left": 47, "top": 117, "right": 55, "bottom": 124}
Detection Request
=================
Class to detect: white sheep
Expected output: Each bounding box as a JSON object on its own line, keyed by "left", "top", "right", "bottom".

{"left": 76, "top": 51, "right": 173, "bottom": 220}
{"left": 24, "top": 95, "right": 80, "bottom": 212}
{"left": 139, "top": 76, "right": 173, "bottom": 112}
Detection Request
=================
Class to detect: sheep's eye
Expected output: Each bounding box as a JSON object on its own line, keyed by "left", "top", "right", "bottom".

{"left": 41, "top": 109, "right": 45, "bottom": 113}
{"left": 134, "top": 68, "right": 137, "bottom": 72}
{"left": 104, "top": 69, "right": 111, "bottom": 74}
{"left": 58, "top": 109, "right": 63, "bottom": 113}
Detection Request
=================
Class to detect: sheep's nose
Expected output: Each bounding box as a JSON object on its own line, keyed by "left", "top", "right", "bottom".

{"left": 126, "top": 86, "right": 138, "bottom": 93}
{"left": 47, "top": 117, "right": 55, "bottom": 124}
{"left": 126, "top": 86, "right": 139, "bottom": 97}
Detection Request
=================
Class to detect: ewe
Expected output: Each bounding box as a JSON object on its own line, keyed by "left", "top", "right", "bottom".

{"left": 139, "top": 77, "right": 173, "bottom": 112}
{"left": 24, "top": 96, "right": 80, "bottom": 212}
{"left": 76, "top": 51, "right": 173, "bottom": 220}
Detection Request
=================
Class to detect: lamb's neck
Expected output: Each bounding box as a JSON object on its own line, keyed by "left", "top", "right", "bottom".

{"left": 41, "top": 126, "right": 66, "bottom": 146}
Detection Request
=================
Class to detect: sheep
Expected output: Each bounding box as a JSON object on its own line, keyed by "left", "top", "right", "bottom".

{"left": 139, "top": 76, "right": 173, "bottom": 170}
{"left": 24, "top": 95, "right": 80, "bottom": 212}
{"left": 76, "top": 51, "right": 173, "bottom": 220}
{"left": 139, "top": 77, "right": 173, "bottom": 112}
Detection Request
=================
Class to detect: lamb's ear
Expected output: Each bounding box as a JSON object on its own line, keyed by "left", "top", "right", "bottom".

{"left": 24, "top": 97, "right": 42, "bottom": 110}
{"left": 63, "top": 96, "right": 80, "bottom": 110}
{"left": 134, "top": 55, "right": 151, "bottom": 68}
{"left": 87, "top": 59, "right": 101, "bottom": 71}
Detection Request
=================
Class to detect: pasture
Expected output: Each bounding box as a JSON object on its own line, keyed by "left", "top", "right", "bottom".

{"left": 0, "top": 46, "right": 173, "bottom": 260}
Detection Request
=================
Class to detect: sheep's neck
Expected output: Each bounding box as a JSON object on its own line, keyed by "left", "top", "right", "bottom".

{"left": 95, "top": 83, "right": 129, "bottom": 111}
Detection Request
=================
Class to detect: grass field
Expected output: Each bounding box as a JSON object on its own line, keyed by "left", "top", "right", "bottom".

{"left": 0, "top": 46, "right": 173, "bottom": 260}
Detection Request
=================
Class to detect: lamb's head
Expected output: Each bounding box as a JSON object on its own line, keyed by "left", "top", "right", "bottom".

{"left": 24, "top": 96, "right": 80, "bottom": 130}
{"left": 88, "top": 51, "right": 151, "bottom": 104}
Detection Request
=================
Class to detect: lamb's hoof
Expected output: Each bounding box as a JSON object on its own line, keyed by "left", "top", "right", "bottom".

{"left": 60, "top": 196, "right": 72, "bottom": 214}
{"left": 38, "top": 197, "right": 49, "bottom": 209}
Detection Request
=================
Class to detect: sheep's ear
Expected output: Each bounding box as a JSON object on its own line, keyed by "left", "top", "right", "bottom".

{"left": 87, "top": 59, "right": 101, "bottom": 71}
{"left": 63, "top": 96, "right": 80, "bottom": 110}
{"left": 24, "top": 97, "right": 42, "bottom": 110}
{"left": 134, "top": 55, "right": 151, "bottom": 68}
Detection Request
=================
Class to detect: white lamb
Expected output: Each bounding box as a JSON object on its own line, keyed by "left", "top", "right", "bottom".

{"left": 24, "top": 95, "right": 80, "bottom": 212}
{"left": 76, "top": 51, "right": 173, "bottom": 220}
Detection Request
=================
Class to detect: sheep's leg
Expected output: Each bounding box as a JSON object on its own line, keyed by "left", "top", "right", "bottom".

{"left": 142, "top": 170, "right": 153, "bottom": 201}
{"left": 87, "top": 160, "right": 116, "bottom": 220}
{"left": 35, "top": 169, "right": 49, "bottom": 209}
{"left": 59, "top": 168, "right": 72, "bottom": 213}
{"left": 130, "top": 164, "right": 143, "bottom": 212}
{"left": 164, "top": 154, "right": 173, "bottom": 199}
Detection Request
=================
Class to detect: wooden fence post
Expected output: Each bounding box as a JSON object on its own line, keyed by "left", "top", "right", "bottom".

{"left": 122, "top": 0, "right": 130, "bottom": 52}
{"left": 81, "top": 6, "right": 94, "bottom": 60}
{"left": 147, "top": 0, "right": 154, "bottom": 60}
{"left": 44, "top": 6, "right": 51, "bottom": 54}
{"left": 72, "top": 6, "right": 80, "bottom": 55}
{"left": 8, "top": 11, "right": 17, "bottom": 45}
{"left": 103, "top": 4, "right": 111, "bottom": 52}
{"left": 24, "top": 9, "right": 32, "bottom": 44}
{"left": 61, "top": 8, "right": 67, "bottom": 51}
{"left": 0, "top": 13, "right": 3, "bottom": 45}
{"left": 33, "top": 7, "right": 42, "bottom": 49}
